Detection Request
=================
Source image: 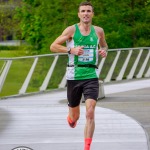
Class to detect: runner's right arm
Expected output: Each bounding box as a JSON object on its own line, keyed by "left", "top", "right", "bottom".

{"left": 50, "top": 25, "right": 84, "bottom": 56}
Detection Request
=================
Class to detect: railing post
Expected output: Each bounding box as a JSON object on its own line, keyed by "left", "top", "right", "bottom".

{"left": 97, "top": 57, "right": 106, "bottom": 76}
{"left": 145, "top": 66, "right": 150, "bottom": 77}
{"left": 19, "top": 57, "right": 38, "bottom": 95}
{"left": 116, "top": 50, "right": 133, "bottom": 81}
{"left": 127, "top": 48, "right": 143, "bottom": 80}
{"left": 40, "top": 55, "right": 59, "bottom": 91}
{"left": 136, "top": 50, "right": 150, "bottom": 78}
{"left": 0, "top": 60, "right": 12, "bottom": 92}
{"left": 104, "top": 50, "right": 121, "bottom": 82}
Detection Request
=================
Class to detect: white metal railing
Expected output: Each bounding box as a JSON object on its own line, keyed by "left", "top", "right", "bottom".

{"left": 0, "top": 47, "right": 150, "bottom": 98}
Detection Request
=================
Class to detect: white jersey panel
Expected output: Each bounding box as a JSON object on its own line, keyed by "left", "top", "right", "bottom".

{"left": 66, "top": 39, "right": 75, "bottom": 80}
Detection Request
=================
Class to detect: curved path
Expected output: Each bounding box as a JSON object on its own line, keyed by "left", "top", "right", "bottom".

{"left": 0, "top": 79, "right": 150, "bottom": 150}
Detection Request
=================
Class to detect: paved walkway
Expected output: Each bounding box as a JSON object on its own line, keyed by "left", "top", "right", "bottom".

{"left": 0, "top": 79, "right": 150, "bottom": 150}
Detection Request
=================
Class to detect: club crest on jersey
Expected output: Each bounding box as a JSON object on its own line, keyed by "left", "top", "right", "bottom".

{"left": 90, "top": 37, "right": 94, "bottom": 42}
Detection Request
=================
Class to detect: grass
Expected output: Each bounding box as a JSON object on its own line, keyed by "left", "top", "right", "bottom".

{"left": 0, "top": 50, "right": 67, "bottom": 97}
{"left": 0, "top": 49, "right": 28, "bottom": 57}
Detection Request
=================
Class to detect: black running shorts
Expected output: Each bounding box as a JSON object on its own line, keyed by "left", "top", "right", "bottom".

{"left": 67, "top": 78, "right": 99, "bottom": 107}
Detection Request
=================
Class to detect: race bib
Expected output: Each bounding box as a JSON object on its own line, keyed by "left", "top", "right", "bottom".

{"left": 78, "top": 49, "right": 94, "bottom": 62}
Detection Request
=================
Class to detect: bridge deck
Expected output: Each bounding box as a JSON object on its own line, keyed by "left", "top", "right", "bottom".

{"left": 0, "top": 79, "right": 150, "bottom": 150}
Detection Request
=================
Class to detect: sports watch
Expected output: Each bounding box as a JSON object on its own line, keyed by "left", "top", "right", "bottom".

{"left": 67, "top": 47, "right": 71, "bottom": 54}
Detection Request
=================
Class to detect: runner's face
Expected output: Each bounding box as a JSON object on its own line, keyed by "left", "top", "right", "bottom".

{"left": 78, "top": 5, "right": 94, "bottom": 24}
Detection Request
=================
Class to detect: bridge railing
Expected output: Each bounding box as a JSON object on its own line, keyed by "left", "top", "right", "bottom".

{"left": 0, "top": 47, "right": 150, "bottom": 98}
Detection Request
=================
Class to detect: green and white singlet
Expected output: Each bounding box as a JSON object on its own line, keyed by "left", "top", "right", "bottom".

{"left": 66, "top": 24, "right": 99, "bottom": 80}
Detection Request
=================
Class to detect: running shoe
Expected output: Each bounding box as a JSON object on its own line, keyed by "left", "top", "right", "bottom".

{"left": 67, "top": 115, "right": 77, "bottom": 128}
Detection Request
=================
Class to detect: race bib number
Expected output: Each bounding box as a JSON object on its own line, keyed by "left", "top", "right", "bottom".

{"left": 78, "top": 49, "right": 94, "bottom": 62}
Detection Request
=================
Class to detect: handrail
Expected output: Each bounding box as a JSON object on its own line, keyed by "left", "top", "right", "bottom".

{"left": 0, "top": 53, "right": 66, "bottom": 60}
{"left": 0, "top": 47, "right": 150, "bottom": 98}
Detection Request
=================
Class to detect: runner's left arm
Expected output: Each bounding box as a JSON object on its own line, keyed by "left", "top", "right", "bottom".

{"left": 98, "top": 28, "right": 108, "bottom": 58}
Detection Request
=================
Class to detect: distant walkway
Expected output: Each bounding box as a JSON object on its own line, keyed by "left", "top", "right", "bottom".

{"left": 0, "top": 79, "right": 150, "bottom": 150}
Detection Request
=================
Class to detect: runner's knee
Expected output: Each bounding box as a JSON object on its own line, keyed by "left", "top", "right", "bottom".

{"left": 86, "top": 106, "right": 95, "bottom": 120}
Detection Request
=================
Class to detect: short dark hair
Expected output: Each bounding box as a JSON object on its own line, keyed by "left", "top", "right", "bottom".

{"left": 78, "top": 1, "right": 94, "bottom": 12}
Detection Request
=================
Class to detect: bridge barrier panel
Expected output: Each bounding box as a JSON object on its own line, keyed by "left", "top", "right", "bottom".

{"left": 0, "top": 47, "right": 150, "bottom": 98}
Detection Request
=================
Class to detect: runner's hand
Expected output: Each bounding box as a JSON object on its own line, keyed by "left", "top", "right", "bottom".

{"left": 70, "top": 46, "right": 84, "bottom": 56}
{"left": 99, "top": 49, "right": 107, "bottom": 58}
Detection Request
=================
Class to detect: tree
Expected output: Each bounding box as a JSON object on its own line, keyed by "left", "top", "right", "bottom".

{"left": 15, "top": 0, "right": 150, "bottom": 52}
{"left": 15, "top": 0, "right": 82, "bottom": 52}
{"left": 93, "top": 0, "right": 150, "bottom": 48}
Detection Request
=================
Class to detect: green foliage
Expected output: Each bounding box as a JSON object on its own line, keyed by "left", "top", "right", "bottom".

{"left": 0, "top": 45, "right": 19, "bottom": 50}
{"left": 0, "top": 0, "right": 21, "bottom": 40}
{"left": 14, "top": 0, "right": 150, "bottom": 51}
{"left": 93, "top": 0, "right": 150, "bottom": 48}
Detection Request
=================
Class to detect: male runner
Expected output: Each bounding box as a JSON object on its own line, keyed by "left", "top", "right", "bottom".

{"left": 50, "top": 1, "right": 108, "bottom": 150}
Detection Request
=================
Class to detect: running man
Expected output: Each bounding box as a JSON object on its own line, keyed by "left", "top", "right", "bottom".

{"left": 50, "top": 1, "right": 108, "bottom": 150}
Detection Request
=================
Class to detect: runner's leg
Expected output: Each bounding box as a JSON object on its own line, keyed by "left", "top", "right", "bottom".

{"left": 84, "top": 99, "right": 96, "bottom": 150}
